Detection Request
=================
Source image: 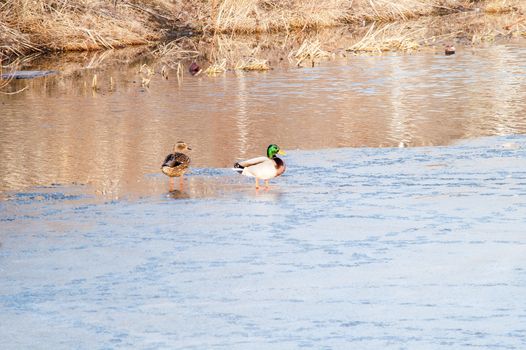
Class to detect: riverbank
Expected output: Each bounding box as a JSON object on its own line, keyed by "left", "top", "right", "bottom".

{"left": 1, "top": 0, "right": 525, "bottom": 62}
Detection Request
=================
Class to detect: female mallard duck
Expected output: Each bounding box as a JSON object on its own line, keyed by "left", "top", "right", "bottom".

{"left": 234, "top": 144, "right": 286, "bottom": 189}
{"left": 161, "top": 141, "right": 191, "bottom": 189}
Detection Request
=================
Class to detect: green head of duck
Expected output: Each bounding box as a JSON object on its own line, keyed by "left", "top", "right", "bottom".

{"left": 267, "top": 144, "right": 286, "bottom": 158}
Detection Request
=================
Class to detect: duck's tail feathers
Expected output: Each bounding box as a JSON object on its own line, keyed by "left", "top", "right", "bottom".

{"left": 232, "top": 162, "right": 244, "bottom": 174}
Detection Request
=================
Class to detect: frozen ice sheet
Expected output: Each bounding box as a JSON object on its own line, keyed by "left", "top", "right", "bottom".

{"left": 1, "top": 135, "right": 526, "bottom": 349}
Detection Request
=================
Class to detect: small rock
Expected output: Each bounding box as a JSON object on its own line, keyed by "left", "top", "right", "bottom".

{"left": 189, "top": 62, "right": 201, "bottom": 76}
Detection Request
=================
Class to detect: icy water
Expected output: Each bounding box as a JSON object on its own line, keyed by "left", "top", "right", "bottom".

{"left": 1, "top": 43, "right": 526, "bottom": 195}
{"left": 1, "top": 42, "right": 526, "bottom": 349}
{"left": 1, "top": 135, "right": 526, "bottom": 349}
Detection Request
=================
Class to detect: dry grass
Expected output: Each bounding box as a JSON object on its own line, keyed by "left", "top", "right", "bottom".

{"left": 152, "top": 38, "right": 200, "bottom": 68}
{"left": 0, "top": 22, "right": 41, "bottom": 59}
{"left": 207, "top": 0, "right": 469, "bottom": 34}
{"left": 0, "top": 0, "right": 524, "bottom": 62}
{"left": 346, "top": 0, "right": 468, "bottom": 23}
{"left": 348, "top": 22, "right": 422, "bottom": 53}
{"left": 139, "top": 63, "right": 155, "bottom": 87}
{"left": 212, "top": 0, "right": 263, "bottom": 33}
{"left": 484, "top": 0, "right": 522, "bottom": 14}
{"left": 149, "top": 38, "right": 200, "bottom": 83}
{"left": 347, "top": 5, "right": 526, "bottom": 54}
{"left": 205, "top": 59, "right": 227, "bottom": 75}
{"left": 0, "top": 0, "right": 483, "bottom": 60}
{"left": 289, "top": 39, "right": 330, "bottom": 66}
{"left": 0, "top": 60, "right": 13, "bottom": 90}
{"left": 200, "top": 34, "right": 273, "bottom": 71}
{"left": 0, "top": 0, "right": 181, "bottom": 59}
{"left": 0, "top": 58, "right": 29, "bottom": 94}
{"left": 210, "top": 0, "right": 348, "bottom": 33}
{"left": 235, "top": 57, "right": 270, "bottom": 71}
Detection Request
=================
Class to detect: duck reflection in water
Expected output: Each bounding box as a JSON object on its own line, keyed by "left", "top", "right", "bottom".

{"left": 167, "top": 189, "right": 191, "bottom": 199}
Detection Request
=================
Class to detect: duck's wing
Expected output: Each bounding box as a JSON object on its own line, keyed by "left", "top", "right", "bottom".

{"left": 162, "top": 152, "right": 190, "bottom": 168}
{"left": 241, "top": 158, "right": 279, "bottom": 179}
{"left": 234, "top": 156, "right": 268, "bottom": 168}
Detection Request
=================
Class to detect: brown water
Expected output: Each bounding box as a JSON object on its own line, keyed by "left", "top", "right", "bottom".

{"left": 1, "top": 42, "right": 525, "bottom": 196}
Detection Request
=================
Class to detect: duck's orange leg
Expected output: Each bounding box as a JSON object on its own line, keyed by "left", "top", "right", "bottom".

{"left": 264, "top": 180, "right": 270, "bottom": 190}
{"left": 169, "top": 177, "right": 174, "bottom": 192}
{"left": 255, "top": 178, "right": 260, "bottom": 189}
{"left": 179, "top": 176, "right": 184, "bottom": 191}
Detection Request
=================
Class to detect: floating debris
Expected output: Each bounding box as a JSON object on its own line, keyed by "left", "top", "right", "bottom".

{"left": 189, "top": 62, "right": 201, "bottom": 76}
{"left": 235, "top": 58, "right": 270, "bottom": 71}
{"left": 205, "top": 59, "right": 227, "bottom": 75}
{"left": 139, "top": 64, "right": 155, "bottom": 87}
{"left": 290, "top": 39, "right": 330, "bottom": 67}
{"left": 1, "top": 70, "right": 58, "bottom": 80}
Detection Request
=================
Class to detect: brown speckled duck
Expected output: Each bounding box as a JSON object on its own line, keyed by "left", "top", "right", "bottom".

{"left": 234, "top": 144, "right": 286, "bottom": 190}
{"left": 161, "top": 141, "right": 191, "bottom": 189}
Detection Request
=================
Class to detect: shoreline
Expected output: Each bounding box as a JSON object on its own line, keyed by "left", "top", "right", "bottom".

{"left": 1, "top": 16, "right": 525, "bottom": 85}
{"left": 1, "top": 0, "right": 524, "bottom": 63}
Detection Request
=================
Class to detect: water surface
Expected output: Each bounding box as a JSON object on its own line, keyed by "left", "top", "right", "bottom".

{"left": 1, "top": 43, "right": 526, "bottom": 349}
{"left": 1, "top": 135, "right": 525, "bottom": 349}
{"left": 1, "top": 43, "right": 525, "bottom": 196}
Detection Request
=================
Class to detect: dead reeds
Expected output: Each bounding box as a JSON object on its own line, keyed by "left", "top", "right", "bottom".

{"left": 347, "top": 4, "right": 526, "bottom": 55}
{"left": 139, "top": 64, "right": 155, "bottom": 87}
{"left": 208, "top": 0, "right": 478, "bottom": 34}
{"left": 235, "top": 57, "right": 270, "bottom": 71}
{"left": 345, "top": 0, "right": 462, "bottom": 23}
{"left": 1, "top": 0, "right": 484, "bottom": 61}
{"left": 484, "top": 0, "right": 522, "bottom": 14}
{"left": 148, "top": 38, "right": 201, "bottom": 82}
{"left": 347, "top": 22, "right": 422, "bottom": 53}
{"left": 0, "top": 58, "right": 28, "bottom": 94}
{"left": 290, "top": 39, "right": 330, "bottom": 66}
{"left": 210, "top": 0, "right": 348, "bottom": 33}
{"left": 205, "top": 59, "right": 227, "bottom": 75}
{"left": 1, "top": 0, "right": 524, "bottom": 65}
{"left": 0, "top": 0, "right": 178, "bottom": 59}
{"left": 0, "top": 22, "right": 41, "bottom": 60}
{"left": 212, "top": 0, "right": 264, "bottom": 33}
{"left": 152, "top": 39, "right": 200, "bottom": 63}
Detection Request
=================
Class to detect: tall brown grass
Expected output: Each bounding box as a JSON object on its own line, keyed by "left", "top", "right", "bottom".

{"left": 290, "top": 39, "right": 331, "bottom": 66}
{"left": 1, "top": 58, "right": 29, "bottom": 94}
{"left": 347, "top": 4, "right": 526, "bottom": 54}
{"left": 348, "top": 22, "right": 423, "bottom": 53}
{"left": 0, "top": 0, "right": 180, "bottom": 59}
{"left": 0, "top": 0, "right": 524, "bottom": 61}
{"left": 210, "top": 0, "right": 348, "bottom": 33}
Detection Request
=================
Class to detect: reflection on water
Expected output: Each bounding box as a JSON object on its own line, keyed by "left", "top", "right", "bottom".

{"left": 1, "top": 43, "right": 525, "bottom": 195}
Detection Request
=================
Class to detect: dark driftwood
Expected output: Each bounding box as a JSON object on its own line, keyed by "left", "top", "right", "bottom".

{"left": 1, "top": 70, "right": 59, "bottom": 80}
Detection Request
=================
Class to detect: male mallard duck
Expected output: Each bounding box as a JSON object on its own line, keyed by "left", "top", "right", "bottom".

{"left": 234, "top": 144, "right": 286, "bottom": 189}
{"left": 161, "top": 141, "right": 191, "bottom": 189}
